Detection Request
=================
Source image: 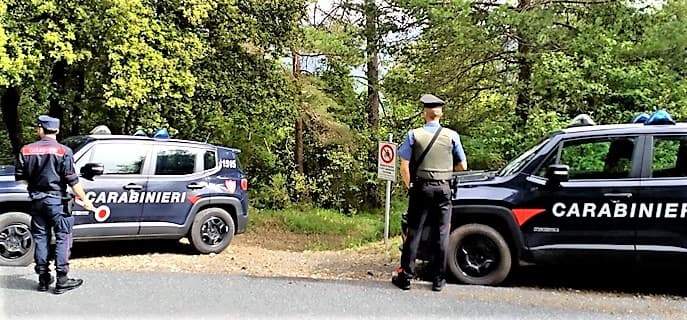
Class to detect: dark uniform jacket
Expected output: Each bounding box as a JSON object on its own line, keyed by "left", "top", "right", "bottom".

{"left": 15, "top": 137, "right": 79, "bottom": 198}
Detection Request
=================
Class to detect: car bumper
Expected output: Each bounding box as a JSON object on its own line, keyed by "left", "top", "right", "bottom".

{"left": 235, "top": 208, "right": 248, "bottom": 234}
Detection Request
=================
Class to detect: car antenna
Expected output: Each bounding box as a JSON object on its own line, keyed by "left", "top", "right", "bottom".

{"left": 204, "top": 132, "right": 211, "bottom": 143}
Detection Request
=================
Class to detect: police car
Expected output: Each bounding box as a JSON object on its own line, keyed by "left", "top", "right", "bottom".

{"left": 0, "top": 130, "right": 248, "bottom": 266}
{"left": 414, "top": 111, "right": 687, "bottom": 285}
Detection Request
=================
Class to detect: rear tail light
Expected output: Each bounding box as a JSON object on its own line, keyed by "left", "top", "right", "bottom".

{"left": 240, "top": 179, "right": 248, "bottom": 191}
{"left": 224, "top": 180, "right": 237, "bottom": 193}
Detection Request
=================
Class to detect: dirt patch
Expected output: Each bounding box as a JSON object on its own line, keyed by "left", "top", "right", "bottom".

{"left": 70, "top": 236, "right": 401, "bottom": 281}
{"left": 238, "top": 229, "right": 347, "bottom": 252}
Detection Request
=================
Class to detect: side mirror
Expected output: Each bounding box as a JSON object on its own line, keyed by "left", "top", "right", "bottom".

{"left": 546, "top": 164, "right": 569, "bottom": 186}
{"left": 81, "top": 163, "right": 104, "bottom": 180}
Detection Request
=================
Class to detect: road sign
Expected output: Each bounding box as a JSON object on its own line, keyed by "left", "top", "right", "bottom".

{"left": 378, "top": 141, "right": 396, "bottom": 182}
{"left": 379, "top": 135, "right": 395, "bottom": 244}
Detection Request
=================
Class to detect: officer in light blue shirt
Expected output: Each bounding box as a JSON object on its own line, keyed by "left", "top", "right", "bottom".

{"left": 397, "top": 122, "right": 466, "bottom": 169}
{"left": 392, "top": 94, "right": 467, "bottom": 292}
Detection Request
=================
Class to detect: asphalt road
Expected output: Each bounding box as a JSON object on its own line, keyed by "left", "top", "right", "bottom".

{"left": 1, "top": 266, "right": 685, "bottom": 320}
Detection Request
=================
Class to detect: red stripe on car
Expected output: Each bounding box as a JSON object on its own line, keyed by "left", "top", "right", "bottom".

{"left": 188, "top": 194, "right": 200, "bottom": 204}
{"left": 512, "top": 208, "right": 546, "bottom": 226}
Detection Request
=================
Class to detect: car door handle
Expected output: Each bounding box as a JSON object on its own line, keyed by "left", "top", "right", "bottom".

{"left": 604, "top": 193, "right": 633, "bottom": 199}
{"left": 187, "top": 183, "right": 204, "bottom": 190}
{"left": 123, "top": 183, "right": 143, "bottom": 191}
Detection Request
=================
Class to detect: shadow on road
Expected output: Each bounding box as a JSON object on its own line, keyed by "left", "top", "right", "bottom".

{"left": 504, "top": 264, "right": 687, "bottom": 297}
{"left": 70, "top": 239, "right": 198, "bottom": 259}
{"left": 415, "top": 260, "right": 687, "bottom": 297}
{"left": 0, "top": 274, "right": 38, "bottom": 291}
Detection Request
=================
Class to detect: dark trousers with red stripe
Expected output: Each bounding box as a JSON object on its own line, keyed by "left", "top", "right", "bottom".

{"left": 400, "top": 180, "right": 452, "bottom": 278}
{"left": 31, "top": 196, "right": 74, "bottom": 276}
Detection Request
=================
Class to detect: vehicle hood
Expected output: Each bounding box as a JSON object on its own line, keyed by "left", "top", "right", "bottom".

{"left": 453, "top": 171, "right": 520, "bottom": 204}
{"left": 0, "top": 166, "right": 27, "bottom": 193}
{"left": 454, "top": 171, "right": 512, "bottom": 186}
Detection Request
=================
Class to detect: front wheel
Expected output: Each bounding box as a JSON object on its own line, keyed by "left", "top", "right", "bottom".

{"left": 0, "top": 212, "right": 34, "bottom": 266}
{"left": 188, "top": 208, "right": 235, "bottom": 254}
{"left": 447, "top": 223, "right": 512, "bottom": 286}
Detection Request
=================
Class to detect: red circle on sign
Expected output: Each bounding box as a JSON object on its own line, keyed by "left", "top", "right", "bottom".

{"left": 380, "top": 144, "right": 395, "bottom": 164}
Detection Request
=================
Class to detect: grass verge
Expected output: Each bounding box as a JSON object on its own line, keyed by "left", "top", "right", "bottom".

{"left": 247, "top": 199, "right": 407, "bottom": 251}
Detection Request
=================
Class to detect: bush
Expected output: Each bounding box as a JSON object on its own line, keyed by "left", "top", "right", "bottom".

{"left": 250, "top": 199, "right": 406, "bottom": 250}
{"left": 251, "top": 173, "right": 291, "bottom": 209}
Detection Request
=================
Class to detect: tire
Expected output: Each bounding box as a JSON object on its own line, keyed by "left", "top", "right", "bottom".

{"left": 447, "top": 223, "right": 512, "bottom": 286}
{"left": 188, "top": 208, "right": 235, "bottom": 254}
{"left": 0, "top": 212, "right": 34, "bottom": 267}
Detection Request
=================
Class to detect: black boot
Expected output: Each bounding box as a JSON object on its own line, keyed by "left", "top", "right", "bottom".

{"left": 54, "top": 275, "right": 83, "bottom": 295}
{"left": 432, "top": 277, "right": 446, "bottom": 292}
{"left": 392, "top": 269, "right": 412, "bottom": 290}
{"left": 37, "top": 273, "right": 54, "bottom": 292}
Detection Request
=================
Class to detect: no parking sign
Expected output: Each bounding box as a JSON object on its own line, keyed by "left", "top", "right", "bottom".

{"left": 377, "top": 142, "right": 397, "bottom": 182}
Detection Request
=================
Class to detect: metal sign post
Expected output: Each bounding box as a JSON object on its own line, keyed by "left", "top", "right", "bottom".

{"left": 378, "top": 134, "right": 396, "bottom": 244}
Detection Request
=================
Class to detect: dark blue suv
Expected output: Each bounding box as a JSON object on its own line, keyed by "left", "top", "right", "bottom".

{"left": 0, "top": 134, "right": 248, "bottom": 266}
{"left": 415, "top": 121, "right": 687, "bottom": 286}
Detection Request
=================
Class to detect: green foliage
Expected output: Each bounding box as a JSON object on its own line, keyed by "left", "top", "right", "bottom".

{"left": 385, "top": 0, "right": 687, "bottom": 170}
{"left": 253, "top": 173, "right": 291, "bottom": 210}
{"left": 653, "top": 139, "right": 679, "bottom": 172}
{"left": 5, "top": 0, "right": 687, "bottom": 215}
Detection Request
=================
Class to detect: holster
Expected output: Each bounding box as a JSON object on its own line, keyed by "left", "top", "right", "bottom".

{"left": 450, "top": 176, "right": 458, "bottom": 196}
{"left": 61, "top": 194, "right": 74, "bottom": 216}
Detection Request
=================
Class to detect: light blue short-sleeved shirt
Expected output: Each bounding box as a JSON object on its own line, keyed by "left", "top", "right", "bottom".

{"left": 398, "top": 121, "right": 466, "bottom": 163}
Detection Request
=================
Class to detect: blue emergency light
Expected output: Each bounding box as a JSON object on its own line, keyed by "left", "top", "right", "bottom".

{"left": 632, "top": 113, "right": 651, "bottom": 124}
{"left": 153, "top": 128, "right": 170, "bottom": 139}
{"left": 645, "top": 110, "right": 676, "bottom": 125}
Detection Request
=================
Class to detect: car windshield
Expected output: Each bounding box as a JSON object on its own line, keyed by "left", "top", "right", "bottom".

{"left": 61, "top": 136, "right": 89, "bottom": 153}
{"left": 497, "top": 138, "right": 550, "bottom": 177}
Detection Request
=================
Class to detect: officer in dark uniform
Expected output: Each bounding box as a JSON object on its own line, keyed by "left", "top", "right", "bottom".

{"left": 15, "top": 115, "right": 94, "bottom": 294}
{"left": 393, "top": 94, "right": 467, "bottom": 291}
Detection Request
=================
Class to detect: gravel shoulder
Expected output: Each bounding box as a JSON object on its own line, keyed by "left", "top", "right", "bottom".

{"left": 70, "top": 233, "right": 401, "bottom": 281}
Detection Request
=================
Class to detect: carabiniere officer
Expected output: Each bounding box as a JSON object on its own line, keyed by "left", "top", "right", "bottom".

{"left": 15, "top": 115, "right": 95, "bottom": 294}
{"left": 393, "top": 94, "right": 468, "bottom": 291}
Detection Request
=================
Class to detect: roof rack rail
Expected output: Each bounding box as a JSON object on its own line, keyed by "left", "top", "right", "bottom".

{"left": 567, "top": 114, "right": 596, "bottom": 128}
{"left": 90, "top": 125, "right": 112, "bottom": 135}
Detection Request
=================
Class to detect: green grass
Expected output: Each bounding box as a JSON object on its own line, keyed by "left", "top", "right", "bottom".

{"left": 249, "top": 198, "right": 407, "bottom": 250}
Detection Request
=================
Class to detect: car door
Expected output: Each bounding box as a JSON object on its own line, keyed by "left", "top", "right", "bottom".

{"left": 636, "top": 134, "right": 687, "bottom": 260}
{"left": 522, "top": 135, "right": 643, "bottom": 255}
{"left": 72, "top": 141, "right": 152, "bottom": 238}
{"left": 139, "top": 144, "right": 207, "bottom": 235}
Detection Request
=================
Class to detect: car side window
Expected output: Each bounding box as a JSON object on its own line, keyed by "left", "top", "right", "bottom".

{"left": 651, "top": 136, "right": 687, "bottom": 178}
{"left": 155, "top": 147, "right": 197, "bottom": 175}
{"left": 203, "top": 150, "right": 217, "bottom": 171}
{"left": 559, "top": 137, "right": 637, "bottom": 180}
{"left": 91, "top": 143, "right": 149, "bottom": 175}
{"left": 536, "top": 152, "right": 558, "bottom": 177}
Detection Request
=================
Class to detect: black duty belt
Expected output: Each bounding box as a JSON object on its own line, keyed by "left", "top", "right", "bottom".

{"left": 414, "top": 179, "right": 450, "bottom": 185}
{"left": 30, "top": 190, "right": 67, "bottom": 199}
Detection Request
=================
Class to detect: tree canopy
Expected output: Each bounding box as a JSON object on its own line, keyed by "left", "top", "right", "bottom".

{"left": 2, "top": 0, "right": 687, "bottom": 211}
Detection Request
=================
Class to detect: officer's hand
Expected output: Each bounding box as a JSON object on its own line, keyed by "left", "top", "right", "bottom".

{"left": 82, "top": 199, "right": 95, "bottom": 212}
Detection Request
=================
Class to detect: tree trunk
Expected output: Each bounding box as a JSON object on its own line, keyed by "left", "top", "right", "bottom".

{"left": 49, "top": 60, "right": 67, "bottom": 129}
{"left": 364, "top": 0, "right": 381, "bottom": 209}
{"left": 1, "top": 87, "right": 23, "bottom": 154}
{"left": 515, "top": 0, "right": 531, "bottom": 124}
{"left": 70, "top": 68, "right": 85, "bottom": 136}
{"left": 292, "top": 50, "right": 305, "bottom": 174}
{"left": 365, "top": 0, "right": 380, "bottom": 131}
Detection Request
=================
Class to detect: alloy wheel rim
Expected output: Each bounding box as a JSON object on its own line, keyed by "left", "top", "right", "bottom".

{"left": 200, "top": 217, "right": 229, "bottom": 246}
{"left": 456, "top": 234, "right": 500, "bottom": 278}
{"left": 0, "top": 223, "right": 33, "bottom": 260}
